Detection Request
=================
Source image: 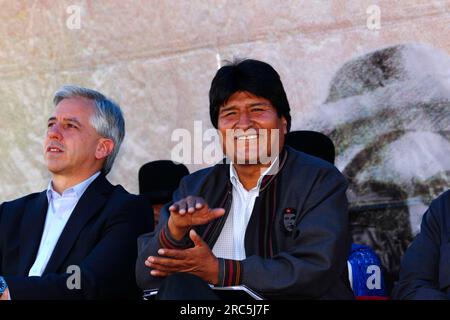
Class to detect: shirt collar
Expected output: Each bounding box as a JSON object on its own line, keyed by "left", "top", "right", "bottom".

{"left": 229, "top": 156, "right": 280, "bottom": 192}
{"left": 47, "top": 171, "right": 101, "bottom": 202}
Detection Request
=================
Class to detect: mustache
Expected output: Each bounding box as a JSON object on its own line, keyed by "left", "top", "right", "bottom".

{"left": 45, "top": 141, "right": 64, "bottom": 151}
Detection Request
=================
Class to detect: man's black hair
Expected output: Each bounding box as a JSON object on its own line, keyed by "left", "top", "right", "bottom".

{"left": 209, "top": 59, "right": 291, "bottom": 132}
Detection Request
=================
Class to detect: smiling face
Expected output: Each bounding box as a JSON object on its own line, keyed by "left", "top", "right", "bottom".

{"left": 44, "top": 97, "right": 112, "bottom": 179}
{"left": 217, "top": 91, "right": 287, "bottom": 165}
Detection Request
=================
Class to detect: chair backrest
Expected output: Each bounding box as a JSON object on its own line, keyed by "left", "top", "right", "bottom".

{"left": 285, "top": 130, "right": 335, "bottom": 164}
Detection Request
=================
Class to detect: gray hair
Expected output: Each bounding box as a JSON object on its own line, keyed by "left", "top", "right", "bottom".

{"left": 53, "top": 85, "right": 125, "bottom": 175}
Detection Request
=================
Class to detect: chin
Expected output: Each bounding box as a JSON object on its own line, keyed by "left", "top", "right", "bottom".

{"left": 231, "top": 154, "right": 261, "bottom": 165}
{"left": 46, "top": 164, "right": 65, "bottom": 175}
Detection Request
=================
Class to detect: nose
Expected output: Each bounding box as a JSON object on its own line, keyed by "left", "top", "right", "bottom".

{"left": 235, "top": 111, "right": 252, "bottom": 130}
{"left": 47, "top": 123, "right": 62, "bottom": 141}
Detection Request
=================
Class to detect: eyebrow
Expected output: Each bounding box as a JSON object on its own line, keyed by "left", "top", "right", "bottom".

{"left": 220, "top": 102, "right": 270, "bottom": 113}
{"left": 47, "top": 117, "right": 83, "bottom": 127}
{"left": 219, "top": 105, "right": 237, "bottom": 113}
{"left": 248, "top": 102, "right": 271, "bottom": 108}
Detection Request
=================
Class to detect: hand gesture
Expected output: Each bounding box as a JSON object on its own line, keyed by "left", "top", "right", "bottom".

{"left": 146, "top": 229, "right": 220, "bottom": 284}
{"left": 167, "top": 196, "right": 225, "bottom": 240}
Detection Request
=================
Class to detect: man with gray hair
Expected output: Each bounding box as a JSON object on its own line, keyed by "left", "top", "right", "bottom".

{"left": 0, "top": 85, "right": 153, "bottom": 300}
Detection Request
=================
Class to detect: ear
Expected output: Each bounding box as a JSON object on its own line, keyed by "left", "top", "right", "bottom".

{"left": 281, "top": 116, "right": 288, "bottom": 135}
{"left": 95, "top": 138, "right": 115, "bottom": 160}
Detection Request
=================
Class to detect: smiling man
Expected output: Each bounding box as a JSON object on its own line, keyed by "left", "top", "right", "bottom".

{"left": 136, "top": 59, "right": 353, "bottom": 299}
{"left": 0, "top": 85, "right": 153, "bottom": 300}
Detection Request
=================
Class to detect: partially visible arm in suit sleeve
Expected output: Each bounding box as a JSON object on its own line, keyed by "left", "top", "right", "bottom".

{"left": 4, "top": 194, "right": 153, "bottom": 300}
{"left": 135, "top": 177, "right": 191, "bottom": 290}
{"left": 392, "top": 198, "right": 448, "bottom": 300}
{"left": 135, "top": 211, "right": 167, "bottom": 291}
{"left": 219, "top": 167, "right": 351, "bottom": 298}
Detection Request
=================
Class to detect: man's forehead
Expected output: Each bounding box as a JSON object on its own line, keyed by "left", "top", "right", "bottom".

{"left": 52, "top": 97, "right": 95, "bottom": 119}
{"left": 221, "top": 92, "right": 272, "bottom": 108}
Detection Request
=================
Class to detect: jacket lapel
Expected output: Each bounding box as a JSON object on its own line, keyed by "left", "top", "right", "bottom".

{"left": 18, "top": 191, "right": 48, "bottom": 276}
{"left": 43, "top": 174, "right": 113, "bottom": 274}
{"left": 195, "top": 164, "right": 231, "bottom": 246}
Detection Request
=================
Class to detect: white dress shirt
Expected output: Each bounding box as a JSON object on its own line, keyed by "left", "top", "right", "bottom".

{"left": 28, "top": 172, "right": 100, "bottom": 277}
{"left": 212, "top": 158, "right": 279, "bottom": 260}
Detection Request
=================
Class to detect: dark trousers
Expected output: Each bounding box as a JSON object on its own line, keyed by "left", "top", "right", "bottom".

{"left": 156, "top": 273, "right": 220, "bottom": 300}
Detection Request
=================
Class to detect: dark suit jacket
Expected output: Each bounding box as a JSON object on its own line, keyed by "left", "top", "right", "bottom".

{"left": 137, "top": 147, "right": 353, "bottom": 299}
{"left": 392, "top": 190, "right": 450, "bottom": 300}
{"left": 0, "top": 174, "right": 153, "bottom": 300}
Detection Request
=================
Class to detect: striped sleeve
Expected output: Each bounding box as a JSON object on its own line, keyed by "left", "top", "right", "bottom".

{"left": 217, "top": 258, "right": 243, "bottom": 287}
{"left": 158, "top": 222, "right": 193, "bottom": 249}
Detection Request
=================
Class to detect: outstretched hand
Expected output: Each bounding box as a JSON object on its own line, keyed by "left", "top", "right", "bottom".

{"left": 167, "top": 196, "right": 225, "bottom": 240}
